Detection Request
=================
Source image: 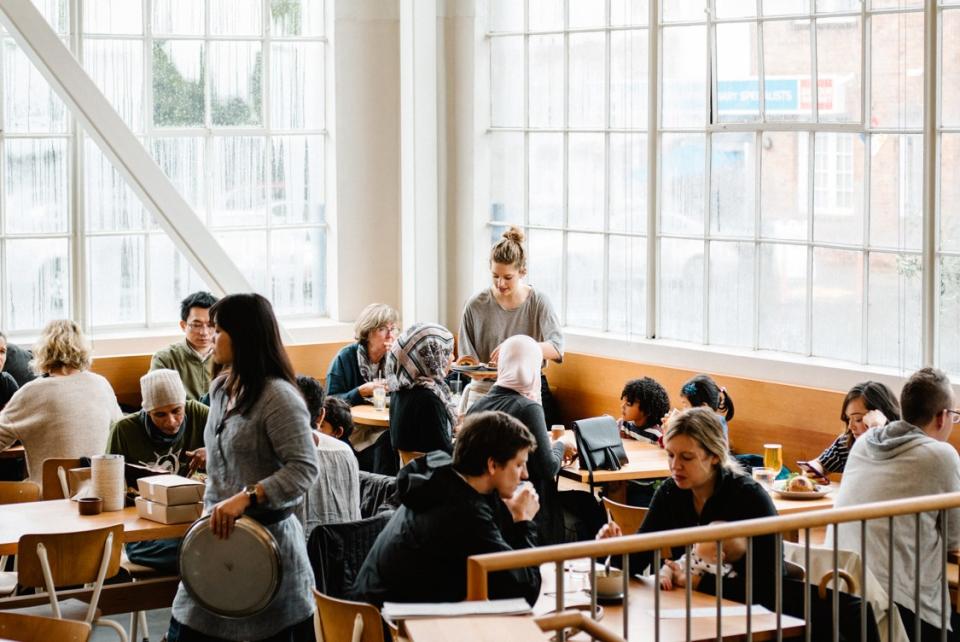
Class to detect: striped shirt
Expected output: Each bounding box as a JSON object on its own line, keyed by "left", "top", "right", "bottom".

{"left": 816, "top": 434, "right": 851, "bottom": 473}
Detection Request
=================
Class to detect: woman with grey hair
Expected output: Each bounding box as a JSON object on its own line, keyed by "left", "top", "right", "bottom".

{"left": 598, "top": 407, "right": 780, "bottom": 609}
{"left": 325, "top": 302, "right": 400, "bottom": 406}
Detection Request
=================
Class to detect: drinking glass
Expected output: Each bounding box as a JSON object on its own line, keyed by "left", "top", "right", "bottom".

{"left": 751, "top": 466, "right": 776, "bottom": 489}
{"left": 763, "top": 443, "right": 783, "bottom": 473}
{"left": 372, "top": 380, "right": 387, "bottom": 411}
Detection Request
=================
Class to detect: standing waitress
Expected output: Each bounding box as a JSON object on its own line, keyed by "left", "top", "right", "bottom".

{"left": 459, "top": 227, "right": 564, "bottom": 426}
{"left": 167, "top": 293, "right": 318, "bottom": 642}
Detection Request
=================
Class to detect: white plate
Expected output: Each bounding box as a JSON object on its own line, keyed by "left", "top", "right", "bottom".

{"left": 771, "top": 480, "right": 832, "bottom": 500}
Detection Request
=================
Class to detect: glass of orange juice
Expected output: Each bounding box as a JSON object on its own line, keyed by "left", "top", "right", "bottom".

{"left": 763, "top": 443, "right": 783, "bottom": 473}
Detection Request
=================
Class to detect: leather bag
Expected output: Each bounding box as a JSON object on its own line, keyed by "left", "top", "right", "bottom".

{"left": 572, "top": 416, "right": 628, "bottom": 487}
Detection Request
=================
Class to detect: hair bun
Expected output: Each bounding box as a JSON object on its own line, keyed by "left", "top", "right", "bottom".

{"left": 502, "top": 226, "right": 525, "bottom": 244}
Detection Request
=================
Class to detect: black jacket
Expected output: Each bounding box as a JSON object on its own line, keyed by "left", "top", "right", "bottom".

{"left": 468, "top": 386, "right": 566, "bottom": 544}
{"left": 389, "top": 387, "right": 453, "bottom": 455}
{"left": 353, "top": 451, "right": 541, "bottom": 607}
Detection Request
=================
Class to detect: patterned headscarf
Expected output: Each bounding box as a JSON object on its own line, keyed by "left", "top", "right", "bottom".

{"left": 494, "top": 335, "right": 542, "bottom": 403}
{"left": 389, "top": 323, "right": 456, "bottom": 419}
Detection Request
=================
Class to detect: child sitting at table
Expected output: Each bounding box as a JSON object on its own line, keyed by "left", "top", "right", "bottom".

{"left": 659, "top": 523, "right": 742, "bottom": 591}
{"left": 671, "top": 374, "right": 735, "bottom": 440}
{"left": 319, "top": 396, "right": 356, "bottom": 447}
{"left": 619, "top": 377, "right": 671, "bottom": 445}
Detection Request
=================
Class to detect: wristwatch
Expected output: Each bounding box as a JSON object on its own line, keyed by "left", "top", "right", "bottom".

{"left": 243, "top": 484, "right": 258, "bottom": 508}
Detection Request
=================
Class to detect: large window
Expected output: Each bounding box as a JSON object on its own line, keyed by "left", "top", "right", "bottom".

{"left": 0, "top": 0, "right": 328, "bottom": 333}
{"left": 483, "top": 0, "right": 960, "bottom": 376}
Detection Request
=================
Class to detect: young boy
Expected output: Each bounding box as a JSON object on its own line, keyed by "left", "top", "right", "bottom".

{"left": 319, "top": 396, "right": 355, "bottom": 445}
{"left": 619, "top": 377, "right": 671, "bottom": 444}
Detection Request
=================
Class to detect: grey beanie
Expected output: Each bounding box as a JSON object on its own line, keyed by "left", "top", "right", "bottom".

{"left": 141, "top": 369, "right": 187, "bottom": 412}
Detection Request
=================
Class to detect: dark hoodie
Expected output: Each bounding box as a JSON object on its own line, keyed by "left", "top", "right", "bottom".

{"left": 352, "top": 451, "right": 542, "bottom": 607}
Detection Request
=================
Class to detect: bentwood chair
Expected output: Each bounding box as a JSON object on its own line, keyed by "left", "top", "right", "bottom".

{"left": 313, "top": 588, "right": 387, "bottom": 642}
{"left": 12, "top": 524, "right": 128, "bottom": 642}
{"left": 0, "top": 481, "right": 41, "bottom": 597}
{"left": 601, "top": 497, "right": 647, "bottom": 535}
{"left": 0, "top": 612, "right": 91, "bottom": 642}
{"left": 40, "top": 458, "right": 84, "bottom": 500}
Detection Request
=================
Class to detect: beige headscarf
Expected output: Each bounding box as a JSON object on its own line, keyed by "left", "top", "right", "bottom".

{"left": 494, "top": 335, "right": 542, "bottom": 403}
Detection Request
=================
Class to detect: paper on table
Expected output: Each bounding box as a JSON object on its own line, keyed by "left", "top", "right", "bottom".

{"left": 652, "top": 605, "right": 773, "bottom": 619}
{"left": 382, "top": 598, "right": 532, "bottom": 620}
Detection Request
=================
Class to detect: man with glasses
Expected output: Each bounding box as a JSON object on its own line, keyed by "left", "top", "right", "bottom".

{"left": 833, "top": 367, "right": 960, "bottom": 640}
{"left": 150, "top": 291, "right": 219, "bottom": 402}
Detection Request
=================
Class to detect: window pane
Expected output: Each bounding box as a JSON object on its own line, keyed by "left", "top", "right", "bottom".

{"left": 568, "top": 134, "right": 604, "bottom": 231}
{"left": 88, "top": 235, "right": 145, "bottom": 326}
{"left": 271, "top": 135, "right": 324, "bottom": 225}
{"left": 529, "top": 0, "right": 563, "bottom": 31}
{"left": 148, "top": 233, "right": 208, "bottom": 324}
{"left": 489, "top": 0, "right": 524, "bottom": 31}
{"left": 870, "top": 134, "right": 921, "bottom": 251}
{"left": 569, "top": 0, "right": 605, "bottom": 29}
{"left": 942, "top": 134, "right": 960, "bottom": 252}
{"left": 5, "top": 138, "right": 69, "bottom": 234}
{"left": 817, "top": 17, "right": 862, "bottom": 123}
{"left": 85, "top": 138, "right": 145, "bottom": 232}
{"left": 210, "top": 42, "right": 263, "bottom": 127}
{"left": 812, "top": 248, "right": 861, "bottom": 362}
{"left": 566, "top": 233, "right": 603, "bottom": 329}
{"left": 84, "top": 39, "right": 143, "bottom": 132}
{"left": 763, "top": 19, "right": 812, "bottom": 122}
{"left": 491, "top": 36, "right": 524, "bottom": 127}
{"left": 83, "top": 0, "right": 142, "bottom": 34}
{"left": 3, "top": 39, "right": 68, "bottom": 133}
{"left": 716, "top": 0, "right": 756, "bottom": 18}
{"left": 610, "top": 29, "right": 648, "bottom": 130}
{"left": 760, "top": 131, "right": 808, "bottom": 241}
{"left": 569, "top": 33, "right": 606, "bottom": 129}
{"left": 662, "top": 0, "right": 707, "bottom": 22}
{"left": 868, "top": 252, "right": 921, "bottom": 369}
{"left": 271, "top": 42, "right": 324, "bottom": 130}
{"left": 608, "top": 235, "right": 646, "bottom": 335}
{"left": 489, "top": 132, "right": 524, "bottom": 225}
{"left": 153, "top": 40, "right": 205, "bottom": 127}
{"left": 611, "top": 0, "right": 648, "bottom": 26}
{"left": 817, "top": 0, "right": 859, "bottom": 11}
{"left": 609, "top": 133, "right": 647, "bottom": 234}
{"left": 710, "top": 132, "right": 756, "bottom": 237}
{"left": 660, "top": 133, "right": 705, "bottom": 235}
{"left": 152, "top": 0, "right": 204, "bottom": 35}
{"left": 529, "top": 133, "right": 563, "bottom": 227}
{"left": 211, "top": 0, "right": 261, "bottom": 36}
{"left": 943, "top": 10, "right": 960, "bottom": 127}
{"left": 709, "top": 241, "right": 754, "bottom": 348}
{"left": 150, "top": 137, "right": 206, "bottom": 212}
{"left": 270, "top": 228, "right": 325, "bottom": 315}
{"left": 5, "top": 238, "right": 69, "bottom": 331}
{"left": 215, "top": 230, "right": 267, "bottom": 292}
{"left": 211, "top": 137, "right": 266, "bottom": 227}
{"left": 271, "top": 0, "right": 324, "bottom": 37}
{"left": 870, "top": 12, "right": 923, "bottom": 129}
{"left": 659, "top": 237, "right": 704, "bottom": 342}
{"left": 763, "top": 0, "right": 810, "bottom": 14}
{"left": 526, "top": 229, "right": 563, "bottom": 315}
{"left": 528, "top": 35, "right": 563, "bottom": 129}
{"left": 939, "top": 255, "right": 960, "bottom": 375}
{"left": 758, "top": 243, "right": 807, "bottom": 353}
{"left": 716, "top": 22, "right": 759, "bottom": 123}
{"left": 662, "top": 26, "right": 706, "bottom": 128}
{"left": 871, "top": 0, "right": 921, "bottom": 9}
{"left": 813, "top": 132, "right": 864, "bottom": 244}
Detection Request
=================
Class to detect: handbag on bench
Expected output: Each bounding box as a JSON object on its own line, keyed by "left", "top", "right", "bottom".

{"left": 572, "top": 416, "right": 629, "bottom": 489}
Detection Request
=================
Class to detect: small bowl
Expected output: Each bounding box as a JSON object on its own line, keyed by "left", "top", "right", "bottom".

{"left": 78, "top": 496, "right": 103, "bottom": 516}
{"left": 592, "top": 568, "right": 624, "bottom": 598}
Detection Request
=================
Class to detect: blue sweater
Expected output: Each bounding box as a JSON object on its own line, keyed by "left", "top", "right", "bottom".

{"left": 325, "top": 343, "right": 366, "bottom": 406}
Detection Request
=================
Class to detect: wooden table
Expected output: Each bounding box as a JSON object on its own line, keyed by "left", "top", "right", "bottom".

{"left": 770, "top": 489, "right": 836, "bottom": 516}
{"left": 559, "top": 440, "right": 669, "bottom": 485}
{"left": 351, "top": 403, "right": 390, "bottom": 428}
{"left": 534, "top": 565, "right": 804, "bottom": 641}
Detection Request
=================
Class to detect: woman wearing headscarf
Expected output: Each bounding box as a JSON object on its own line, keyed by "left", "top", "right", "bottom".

{"left": 389, "top": 323, "right": 457, "bottom": 457}
{"left": 467, "top": 335, "right": 575, "bottom": 544}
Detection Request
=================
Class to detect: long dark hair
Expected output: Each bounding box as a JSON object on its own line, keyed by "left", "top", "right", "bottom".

{"left": 210, "top": 293, "right": 296, "bottom": 418}
{"left": 680, "top": 374, "right": 734, "bottom": 421}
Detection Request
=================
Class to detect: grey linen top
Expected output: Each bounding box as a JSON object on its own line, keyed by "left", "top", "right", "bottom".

{"left": 171, "top": 377, "right": 319, "bottom": 639}
{"left": 458, "top": 287, "right": 564, "bottom": 364}
{"left": 299, "top": 433, "right": 361, "bottom": 536}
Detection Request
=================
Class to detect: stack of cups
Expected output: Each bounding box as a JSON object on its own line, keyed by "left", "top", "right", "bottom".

{"left": 91, "top": 454, "right": 125, "bottom": 511}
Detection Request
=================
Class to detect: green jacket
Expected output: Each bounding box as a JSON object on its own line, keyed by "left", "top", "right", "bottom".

{"left": 106, "top": 400, "right": 209, "bottom": 475}
{"left": 150, "top": 339, "right": 214, "bottom": 401}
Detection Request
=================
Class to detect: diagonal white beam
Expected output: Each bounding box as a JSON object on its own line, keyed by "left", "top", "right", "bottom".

{"left": 0, "top": 0, "right": 255, "bottom": 303}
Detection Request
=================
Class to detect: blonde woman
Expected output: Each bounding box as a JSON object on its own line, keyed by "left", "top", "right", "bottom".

{"left": 0, "top": 320, "right": 121, "bottom": 486}
{"left": 325, "top": 302, "right": 400, "bottom": 406}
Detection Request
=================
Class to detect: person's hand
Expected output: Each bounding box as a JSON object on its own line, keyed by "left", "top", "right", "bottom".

{"left": 659, "top": 560, "right": 679, "bottom": 591}
{"left": 596, "top": 521, "right": 623, "bottom": 540}
{"left": 488, "top": 345, "right": 501, "bottom": 366}
{"left": 210, "top": 491, "right": 249, "bottom": 539}
{"left": 358, "top": 382, "right": 376, "bottom": 397}
{"left": 185, "top": 448, "right": 207, "bottom": 475}
{"left": 555, "top": 437, "right": 577, "bottom": 464}
{"left": 863, "top": 409, "right": 887, "bottom": 429}
{"left": 503, "top": 483, "right": 539, "bottom": 522}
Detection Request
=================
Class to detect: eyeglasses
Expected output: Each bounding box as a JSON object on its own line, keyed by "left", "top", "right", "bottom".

{"left": 946, "top": 409, "right": 960, "bottom": 424}
{"left": 377, "top": 325, "right": 399, "bottom": 335}
{"left": 187, "top": 322, "right": 215, "bottom": 332}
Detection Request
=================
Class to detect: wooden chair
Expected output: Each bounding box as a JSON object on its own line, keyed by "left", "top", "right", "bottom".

{"left": 40, "top": 458, "right": 84, "bottom": 500}
{"left": 13, "top": 524, "right": 128, "bottom": 642}
{"left": 602, "top": 497, "right": 673, "bottom": 560}
{"left": 313, "top": 588, "right": 386, "bottom": 642}
{"left": 0, "top": 482, "right": 41, "bottom": 597}
{"left": 0, "top": 612, "right": 91, "bottom": 642}
{"left": 398, "top": 450, "right": 425, "bottom": 468}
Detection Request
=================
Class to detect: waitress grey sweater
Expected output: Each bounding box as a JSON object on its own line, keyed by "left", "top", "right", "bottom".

{"left": 833, "top": 420, "right": 960, "bottom": 628}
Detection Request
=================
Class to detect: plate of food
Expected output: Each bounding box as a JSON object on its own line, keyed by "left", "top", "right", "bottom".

{"left": 771, "top": 475, "right": 833, "bottom": 499}
{"left": 451, "top": 363, "right": 497, "bottom": 373}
